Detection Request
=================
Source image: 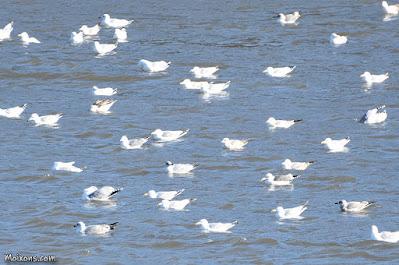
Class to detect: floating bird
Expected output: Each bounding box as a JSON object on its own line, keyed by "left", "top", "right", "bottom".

{"left": 196, "top": 219, "right": 238, "bottom": 233}
{"left": 0, "top": 21, "right": 13, "bottom": 40}
{"left": 113, "top": 28, "right": 127, "bottom": 42}
{"left": 151, "top": 129, "right": 189, "bottom": 141}
{"left": 52, "top": 161, "right": 87, "bottom": 172}
{"left": 18, "top": 32, "right": 41, "bottom": 44}
{"left": 272, "top": 201, "right": 308, "bottom": 219}
{"left": 371, "top": 225, "right": 399, "bottom": 243}
{"left": 92, "top": 86, "right": 117, "bottom": 96}
{"left": 321, "top": 137, "right": 350, "bottom": 152}
{"left": 74, "top": 221, "right": 119, "bottom": 235}
{"left": 100, "top": 14, "right": 134, "bottom": 28}
{"left": 0, "top": 104, "right": 27, "bottom": 118}
{"left": 190, "top": 66, "right": 219, "bottom": 78}
{"left": 265, "top": 117, "right": 302, "bottom": 129}
{"left": 330, "top": 33, "right": 347, "bottom": 45}
{"left": 277, "top": 12, "right": 300, "bottom": 24}
{"left": 138, "top": 59, "right": 170, "bottom": 72}
{"left": 282, "top": 159, "right": 314, "bottom": 170}
{"left": 221, "top": 138, "right": 249, "bottom": 150}
{"left": 263, "top": 66, "right": 296, "bottom": 77}
{"left": 359, "top": 105, "right": 387, "bottom": 124}
{"left": 382, "top": 1, "right": 399, "bottom": 14}
{"left": 79, "top": 23, "right": 101, "bottom": 36}
{"left": 180, "top": 79, "right": 209, "bottom": 90}
{"left": 335, "top": 200, "right": 375, "bottom": 212}
{"left": 166, "top": 161, "right": 198, "bottom": 174}
{"left": 144, "top": 189, "right": 185, "bottom": 200}
{"left": 120, "top": 135, "right": 150, "bottom": 149}
{"left": 158, "top": 198, "right": 196, "bottom": 210}
{"left": 200, "top": 81, "right": 231, "bottom": 94}
{"left": 261, "top": 173, "right": 300, "bottom": 186}
{"left": 70, "top": 31, "right": 84, "bottom": 44}
{"left": 82, "top": 186, "right": 123, "bottom": 201}
{"left": 93, "top": 41, "right": 117, "bottom": 54}
{"left": 28, "top": 113, "right": 62, "bottom": 126}
{"left": 360, "top": 72, "right": 389, "bottom": 84}
{"left": 90, "top": 99, "right": 117, "bottom": 113}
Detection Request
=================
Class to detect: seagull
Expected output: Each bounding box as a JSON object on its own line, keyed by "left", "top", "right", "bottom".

{"left": 70, "top": 31, "right": 84, "bottom": 44}
{"left": 277, "top": 12, "right": 301, "bottom": 24}
{"left": 79, "top": 23, "right": 101, "bottom": 36}
{"left": 263, "top": 66, "right": 296, "bottom": 77}
{"left": 93, "top": 41, "right": 117, "bottom": 54}
{"left": 151, "top": 129, "right": 189, "bottom": 141}
{"left": 28, "top": 113, "right": 62, "bottom": 126}
{"left": 382, "top": 1, "right": 399, "bottom": 14}
{"left": 92, "top": 86, "right": 117, "bottom": 96}
{"left": 18, "top": 32, "right": 41, "bottom": 44}
{"left": 120, "top": 135, "right": 150, "bottom": 149}
{"left": 330, "top": 33, "right": 348, "bottom": 45}
{"left": 282, "top": 159, "right": 314, "bottom": 170}
{"left": 74, "top": 221, "right": 119, "bottom": 235}
{"left": 221, "top": 138, "right": 249, "bottom": 150}
{"left": 190, "top": 66, "right": 219, "bottom": 78}
{"left": 335, "top": 200, "right": 375, "bottom": 212}
{"left": 52, "top": 161, "right": 87, "bottom": 173}
{"left": 82, "top": 186, "right": 123, "bottom": 201}
{"left": 180, "top": 79, "right": 209, "bottom": 90}
{"left": 266, "top": 117, "right": 302, "bottom": 129}
{"left": 157, "top": 198, "right": 196, "bottom": 210}
{"left": 261, "top": 173, "right": 300, "bottom": 186}
{"left": 371, "top": 225, "right": 399, "bottom": 243}
{"left": 144, "top": 189, "right": 185, "bottom": 200}
{"left": 196, "top": 219, "right": 238, "bottom": 233}
{"left": 360, "top": 72, "right": 389, "bottom": 84}
{"left": 90, "top": 99, "right": 117, "bottom": 113}
{"left": 200, "top": 81, "right": 231, "bottom": 94}
{"left": 359, "top": 105, "right": 387, "bottom": 124}
{"left": 138, "top": 59, "right": 171, "bottom": 72}
{"left": 272, "top": 201, "right": 308, "bottom": 219}
{"left": 321, "top": 137, "right": 350, "bottom": 152}
{"left": 0, "top": 104, "right": 27, "bottom": 118}
{"left": 100, "top": 14, "right": 134, "bottom": 28}
{"left": 0, "top": 21, "right": 13, "bottom": 40}
{"left": 113, "top": 28, "right": 127, "bottom": 42}
{"left": 166, "top": 161, "right": 198, "bottom": 174}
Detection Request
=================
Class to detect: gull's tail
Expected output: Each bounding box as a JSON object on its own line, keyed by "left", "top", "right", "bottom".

{"left": 109, "top": 222, "right": 119, "bottom": 230}
{"left": 109, "top": 188, "right": 123, "bottom": 198}
{"left": 293, "top": 174, "right": 301, "bottom": 179}
{"left": 180, "top": 129, "right": 190, "bottom": 137}
{"left": 175, "top": 189, "right": 185, "bottom": 197}
{"left": 294, "top": 119, "right": 302, "bottom": 123}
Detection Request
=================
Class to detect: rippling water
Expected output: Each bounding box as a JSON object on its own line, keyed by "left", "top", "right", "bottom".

{"left": 1, "top": 0, "right": 399, "bottom": 264}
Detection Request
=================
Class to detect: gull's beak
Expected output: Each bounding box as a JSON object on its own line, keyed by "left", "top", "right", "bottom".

{"left": 261, "top": 177, "right": 266, "bottom": 182}
{"left": 179, "top": 82, "right": 184, "bottom": 85}
{"left": 150, "top": 132, "right": 155, "bottom": 135}
{"left": 271, "top": 209, "right": 276, "bottom": 212}
{"left": 157, "top": 202, "right": 162, "bottom": 206}
{"left": 143, "top": 193, "right": 148, "bottom": 196}
{"left": 189, "top": 69, "right": 193, "bottom": 72}
{"left": 262, "top": 69, "right": 267, "bottom": 73}
{"left": 334, "top": 202, "right": 339, "bottom": 204}
{"left": 17, "top": 34, "right": 21, "bottom": 37}
{"left": 360, "top": 74, "right": 364, "bottom": 77}
{"left": 73, "top": 225, "right": 77, "bottom": 227}
{"left": 321, "top": 141, "right": 326, "bottom": 145}
{"left": 195, "top": 222, "right": 201, "bottom": 225}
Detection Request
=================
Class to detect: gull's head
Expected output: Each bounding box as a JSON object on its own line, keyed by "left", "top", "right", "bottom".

{"left": 102, "top": 14, "right": 110, "bottom": 19}
{"left": 282, "top": 159, "right": 291, "bottom": 165}
{"left": 195, "top": 219, "right": 208, "bottom": 227}
{"left": 82, "top": 186, "right": 97, "bottom": 199}
{"left": 265, "top": 117, "right": 275, "bottom": 124}
{"left": 265, "top": 173, "right": 274, "bottom": 181}
{"left": 331, "top": 33, "right": 338, "bottom": 39}
{"left": 221, "top": 138, "right": 229, "bottom": 143}
{"left": 144, "top": 190, "right": 156, "bottom": 198}
{"left": 166, "top": 161, "right": 173, "bottom": 166}
{"left": 190, "top": 66, "right": 199, "bottom": 73}
{"left": 120, "top": 135, "right": 128, "bottom": 142}
{"left": 151, "top": 129, "right": 162, "bottom": 135}
{"left": 79, "top": 25, "right": 88, "bottom": 31}
{"left": 371, "top": 225, "right": 379, "bottom": 234}
{"left": 336, "top": 200, "right": 347, "bottom": 207}
{"left": 382, "top": 1, "right": 388, "bottom": 7}
{"left": 74, "top": 221, "right": 84, "bottom": 228}
{"left": 18, "top": 32, "right": 29, "bottom": 41}
{"left": 272, "top": 206, "right": 284, "bottom": 214}
{"left": 262, "top": 67, "right": 272, "bottom": 74}
{"left": 360, "top": 72, "right": 370, "bottom": 78}
{"left": 180, "top": 79, "right": 190, "bottom": 85}
{"left": 158, "top": 200, "right": 169, "bottom": 208}
{"left": 293, "top": 11, "right": 300, "bottom": 17}
{"left": 28, "top": 113, "right": 39, "bottom": 121}
{"left": 321, "top": 138, "right": 332, "bottom": 145}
